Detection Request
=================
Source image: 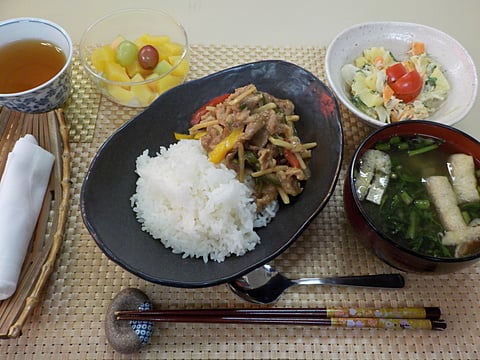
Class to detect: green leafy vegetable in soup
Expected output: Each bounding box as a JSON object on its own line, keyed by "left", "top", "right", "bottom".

{"left": 355, "top": 135, "right": 480, "bottom": 258}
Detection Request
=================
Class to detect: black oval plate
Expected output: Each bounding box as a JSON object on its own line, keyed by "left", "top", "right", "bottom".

{"left": 80, "top": 60, "right": 344, "bottom": 288}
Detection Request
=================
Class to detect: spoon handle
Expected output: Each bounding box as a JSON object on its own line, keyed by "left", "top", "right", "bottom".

{"left": 293, "top": 273, "right": 405, "bottom": 288}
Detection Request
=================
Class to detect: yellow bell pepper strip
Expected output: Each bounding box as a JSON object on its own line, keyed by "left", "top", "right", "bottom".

{"left": 174, "top": 132, "right": 194, "bottom": 140}
{"left": 208, "top": 127, "right": 243, "bottom": 164}
{"left": 174, "top": 131, "right": 206, "bottom": 141}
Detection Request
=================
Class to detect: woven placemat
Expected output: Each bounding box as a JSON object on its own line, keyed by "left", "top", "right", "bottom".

{"left": 3, "top": 45, "right": 480, "bottom": 359}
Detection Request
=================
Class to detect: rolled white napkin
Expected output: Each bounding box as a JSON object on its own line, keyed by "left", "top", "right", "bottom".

{"left": 0, "top": 135, "right": 54, "bottom": 300}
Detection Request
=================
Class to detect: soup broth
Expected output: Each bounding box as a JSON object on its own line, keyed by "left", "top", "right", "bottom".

{"left": 356, "top": 135, "right": 480, "bottom": 258}
{"left": 0, "top": 39, "right": 66, "bottom": 93}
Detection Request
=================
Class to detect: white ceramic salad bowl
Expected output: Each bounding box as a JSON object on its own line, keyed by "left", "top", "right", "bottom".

{"left": 325, "top": 21, "right": 478, "bottom": 128}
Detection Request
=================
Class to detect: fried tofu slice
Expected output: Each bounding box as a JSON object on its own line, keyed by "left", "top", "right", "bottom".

{"left": 448, "top": 154, "right": 480, "bottom": 204}
{"left": 442, "top": 226, "right": 480, "bottom": 246}
{"left": 455, "top": 239, "right": 480, "bottom": 257}
{"left": 355, "top": 149, "right": 391, "bottom": 205}
{"left": 425, "top": 176, "right": 466, "bottom": 231}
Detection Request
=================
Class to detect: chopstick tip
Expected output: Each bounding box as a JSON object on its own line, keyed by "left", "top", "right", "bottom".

{"left": 431, "top": 320, "right": 447, "bottom": 330}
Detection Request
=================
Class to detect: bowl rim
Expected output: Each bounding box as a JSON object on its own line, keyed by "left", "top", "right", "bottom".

{"left": 0, "top": 17, "right": 73, "bottom": 97}
{"left": 348, "top": 119, "right": 480, "bottom": 263}
{"left": 326, "top": 20, "right": 478, "bottom": 128}
{"left": 78, "top": 8, "right": 189, "bottom": 86}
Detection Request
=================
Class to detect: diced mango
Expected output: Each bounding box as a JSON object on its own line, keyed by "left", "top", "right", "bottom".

{"left": 126, "top": 60, "right": 151, "bottom": 78}
{"left": 149, "top": 74, "right": 182, "bottom": 93}
{"left": 104, "top": 62, "right": 131, "bottom": 83}
{"left": 134, "top": 34, "right": 170, "bottom": 49}
{"left": 168, "top": 55, "right": 189, "bottom": 77}
{"left": 131, "top": 73, "right": 145, "bottom": 82}
{"left": 107, "top": 85, "right": 135, "bottom": 104}
{"left": 131, "top": 73, "right": 155, "bottom": 106}
{"left": 145, "top": 73, "right": 160, "bottom": 92}
{"left": 162, "top": 41, "right": 184, "bottom": 57}
{"left": 91, "top": 45, "right": 116, "bottom": 73}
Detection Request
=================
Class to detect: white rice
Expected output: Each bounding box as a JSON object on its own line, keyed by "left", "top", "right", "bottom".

{"left": 130, "top": 139, "right": 264, "bottom": 263}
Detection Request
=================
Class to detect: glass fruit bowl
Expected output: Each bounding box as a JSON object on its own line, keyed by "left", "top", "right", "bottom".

{"left": 79, "top": 8, "right": 189, "bottom": 107}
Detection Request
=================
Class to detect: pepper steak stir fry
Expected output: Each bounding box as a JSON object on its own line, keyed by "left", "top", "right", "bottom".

{"left": 177, "top": 84, "right": 317, "bottom": 211}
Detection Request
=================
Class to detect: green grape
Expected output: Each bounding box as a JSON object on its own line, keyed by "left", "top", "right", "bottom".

{"left": 116, "top": 40, "right": 138, "bottom": 67}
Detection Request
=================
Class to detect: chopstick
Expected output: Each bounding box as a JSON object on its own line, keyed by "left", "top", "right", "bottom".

{"left": 116, "top": 307, "right": 441, "bottom": 320}
{"left": 115, "top": 307, "right": 446, "bottom": 330}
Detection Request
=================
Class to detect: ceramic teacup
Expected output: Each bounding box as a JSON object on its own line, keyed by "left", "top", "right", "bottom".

{"left": 0, "top": 18, "right": 73, "bottom": 113}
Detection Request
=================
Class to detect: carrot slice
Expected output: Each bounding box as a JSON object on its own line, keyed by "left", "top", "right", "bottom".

{"left": 410, "top": 42, "right": 425, "bottom": 56}
{"left": 383, "top": 84, "right": 395, "bottom": 102}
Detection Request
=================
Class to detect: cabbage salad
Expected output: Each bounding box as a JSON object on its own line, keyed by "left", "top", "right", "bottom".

{"left": 342, "top": 43, "right": 450, "bottom": 123}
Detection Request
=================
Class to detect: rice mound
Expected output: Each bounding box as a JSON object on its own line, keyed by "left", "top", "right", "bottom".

{"left": 130, "top": 139, "right": 260, "bottom": 263}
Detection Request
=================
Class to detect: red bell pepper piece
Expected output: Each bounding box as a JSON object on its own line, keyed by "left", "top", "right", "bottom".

{"left": 190, "top": 93, "right": 231, "bottom": 125}
{"left": 284, "top": 148, "right": 301, "bottom": 168}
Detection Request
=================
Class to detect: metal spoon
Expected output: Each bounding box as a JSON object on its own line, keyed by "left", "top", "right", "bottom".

{"left": 228, "top": 264, "right": 405, "bottom": 304}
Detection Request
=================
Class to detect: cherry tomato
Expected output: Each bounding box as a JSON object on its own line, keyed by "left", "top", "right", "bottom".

{"left": 385, "top": 63, "right": 423, "bottom": 103}
{"left": 386, "top": 63, "right": 407, "bottom": 83}
{"left": 191, "top": 93, "right": 231, "bottom": 125}
{"left": 389, "top": 70, "right": 423, "bottom": 103}
{"left": 138, "top": 45, "right": 159, "bottom": 70}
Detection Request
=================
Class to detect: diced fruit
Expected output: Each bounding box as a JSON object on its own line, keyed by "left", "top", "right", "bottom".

{"left": 91, "top": 45, "right": 116, "bottom": 73}
{"left": 131, "top": 73, "right": 145, "bottom": 82}
{"left": 107, "top": 85, "right": 134, "bottom": 104}
{"left": 131, "top": 73, "right": 155, "bottom": 106}
{"left": 126, "top": 60, "right": 150, "bottom": 78}
{"left": 135, "top": 34, "right": 170, "bottom": 49}
{"left": 168, "top": 55, "right": 189, "bottom": 77}
{"left": 110, "top": 35, "right": 126, "bottom": 50}
{"left": 162, "top": 41, "right": 184, "bottom": 57}
{"left": 104, "top": 62, "right": 131, "bottom": 83}
{"left": 90, "top": 33, "right": 189, "bottom": 107}
{"left": 148, "top": 73, "right": 182, "bottom": 93}
{"left": 153, "top": 60, "right": 173, "bottom": 75}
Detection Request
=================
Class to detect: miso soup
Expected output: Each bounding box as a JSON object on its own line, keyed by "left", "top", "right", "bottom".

{"left": 0, "top": 38, "right": 66, "bottom": 93}
{"left": 355, "top": 134, "right": 480, "bottom": 258}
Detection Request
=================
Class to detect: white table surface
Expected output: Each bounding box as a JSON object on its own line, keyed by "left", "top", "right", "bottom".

{"left": 1, "top": 0, "right": 479, "bottom": 139}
